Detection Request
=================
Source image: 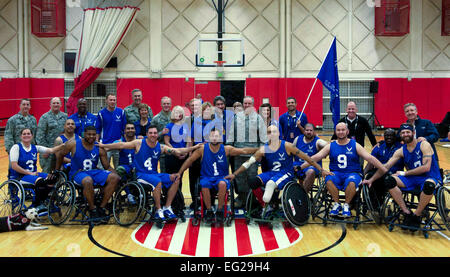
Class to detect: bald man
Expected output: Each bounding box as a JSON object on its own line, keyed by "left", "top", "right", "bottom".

{"left": 331, "top": 101, "right": 377, "bottom": 148}
{"left": 54, "top": 118, "right": 80, "bottom": 172}
{"left": 305, "top": 122, "right": 387, "bottom": 218}
{"left": 68, "top": 98, "right": 97, "bottom": 138}
{"left": 36, "top": 97, "right": 68, "bottom": 172}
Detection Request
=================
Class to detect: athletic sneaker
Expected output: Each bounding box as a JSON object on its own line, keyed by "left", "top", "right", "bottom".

{"left": 261, "top": 205, "right": 274, "bottom": 219}
{"left": 342, "top": 203, "right": 351, "bottom": 218}
{"left": 205, "top": 209, "right": 215, "bottom": 224}
{"left": 329, "top": 202, "right": 342, "bottom": 217}
{"left": 215, "top": 209, "right": 225, "bottom": 224}
{"left": 35, "top": 204, "right": 48, "bottom": 218}
{"left": 154, "top": 209, "right": 165, "bottom": 221}
{"left": 163, "top": 206, "right": 177, "bottom": 220}
{"left": 88, "top": 208, "right": 102, "bottom": 225}
{"left": 97, "top": 207, "right": 109, "bottom": 224}
{"left": 408, "top": 214, "right": 421, "bottom": 231}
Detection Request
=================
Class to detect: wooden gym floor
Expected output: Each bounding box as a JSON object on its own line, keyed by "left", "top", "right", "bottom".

{"left": 0, "top": 133, "right": 448, "bottom": 258}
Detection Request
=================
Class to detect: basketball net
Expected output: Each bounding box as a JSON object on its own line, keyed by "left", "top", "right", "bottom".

{"left": 214, "top": 60, "right": 226, "bottom": 79}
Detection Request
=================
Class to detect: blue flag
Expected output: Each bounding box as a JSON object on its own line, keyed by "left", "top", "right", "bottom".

{"left": 317, "top": 37, "right": 340, "bottom": 127}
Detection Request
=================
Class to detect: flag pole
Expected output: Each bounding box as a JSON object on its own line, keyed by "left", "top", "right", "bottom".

{"left": 298, "top": 77, "right": 318, "bottom": 122}
{"left": 298, "top": 37, "right": 337, "bottom": 126}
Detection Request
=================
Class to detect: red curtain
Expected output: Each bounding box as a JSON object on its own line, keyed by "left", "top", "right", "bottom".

{"left": 66, "top": 67, "right": 103, "bottom": 115}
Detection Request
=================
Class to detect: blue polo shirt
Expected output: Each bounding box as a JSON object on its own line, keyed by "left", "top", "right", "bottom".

{"left": 279, "top": 110, "right": 308, "bottom": 143}
{"left": 96, "top": 107, "right": 126, "bottom": 144}
{"left": 69, "top": 112, "right": 97, "bottom": 137}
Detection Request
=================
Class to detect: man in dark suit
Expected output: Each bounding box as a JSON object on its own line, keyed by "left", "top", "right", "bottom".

{"left": 403, "top": 103, "right": 440, "bottom": 161}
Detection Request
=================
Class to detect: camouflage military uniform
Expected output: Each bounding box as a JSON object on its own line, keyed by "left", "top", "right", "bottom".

{"left": 151, "top": 110, "right": 171, "bottom": 173}
{"left": 152, "top": 111, "right": 171, "bottom": 143}
{"left": 229, "top": 112, "right": 268, "bottom": 208}
{"left": 4, "top": 113, "right": 38, "bottom": 153}
{"left": 36, "top": 111, "right": 68, "bottom": 172}
{"left": 124, "top": 104, "right": 153, "bottom": 124}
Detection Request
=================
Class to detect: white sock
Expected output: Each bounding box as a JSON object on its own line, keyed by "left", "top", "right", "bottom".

{"left": 157, "top": 208, "right": 164, "bottom": 216}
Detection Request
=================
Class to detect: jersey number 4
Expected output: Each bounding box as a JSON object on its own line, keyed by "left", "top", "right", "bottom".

{"left": 144, "top": 158, "right": 153, "bottom": 171}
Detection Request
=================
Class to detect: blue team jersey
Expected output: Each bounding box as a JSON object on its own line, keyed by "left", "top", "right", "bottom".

{"left": 200, "top": 143, "right": 229, "bottom": 177}
{"left": 263, "top": 140, "right": 293, "bottom": 173}
{"left": 371, "top": 141, "right": 403, "bottom": 173}
{"left": 329, "top": 139, "right": 361, "bottom": 173}
{"left": 135, "top": 139, "right": 160, "bottom": 174}
{"left": 118, "top": 137, "right": 136, "bottom": 167}
{"left": 165, "top": 122, "right": 189, "bottom": 148}
{"left": 70, "top": 139, "right": 100, "bottom": 176}
{"left": 60, "top": 134, "right": 80, "bottom": 160}
{"left": 293, "top": 135, "right": 322, "bottom": 166}
{"left": 9, "top": 144, "right": 38, "bottom": 179}
{"left": 96, "top": 107, "right": 126, "bottom": 144}
{"left": 402, "top": 141, "right": 441, "bottom": 181}
{"left": 69, "top": 112, "right": 97, "bottom": 137}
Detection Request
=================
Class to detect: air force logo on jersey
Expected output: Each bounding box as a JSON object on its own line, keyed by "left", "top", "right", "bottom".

{"left": 278, "top": 153, "right": 286, "bottom": 161}
{"left": 115, "top": 115, "right": 122, "bottom": 122}
{"left": 217, "top": 155, "right": 225, "bottom": 163}
{"left": 152, "top": 151, "right": 159, "bottom": 159}
{"left": 31, "top": 153, "right": 37, "bottom": 160}
{"left": 132, "top": 218, "right": 303, "bottom": 257}
{"left": 415, "top": 150, "right": 421, "bottom": 159}
{"left": 346, "top": 146, "right": 353, "bottom": 155}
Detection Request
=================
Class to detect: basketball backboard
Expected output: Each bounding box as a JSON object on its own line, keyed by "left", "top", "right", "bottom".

{"left": 196, "top": 37, "right": 245, "bottom": 67}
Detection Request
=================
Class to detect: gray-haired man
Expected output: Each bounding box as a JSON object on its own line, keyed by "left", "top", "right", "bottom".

{"left": 36, "top": 97, "right": 68, "bottom": 172}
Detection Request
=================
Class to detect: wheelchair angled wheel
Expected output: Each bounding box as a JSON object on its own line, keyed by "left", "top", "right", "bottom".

{"left": 362, "top": 183, "right": 382, "bottom": 225}
{"left": 311, "top": 179, "right": 327, "bottom": 219}
{"left": 113, "top": 181, "right": 145, "bottom": 227}
{"left": 437, "top": 185, "right": 450, "bottom": 231}
{"left": 245, "top": 189, "right": 262, "bottom": 223}
{"left": 191, "top": 179, "right": 202, "bottom": 226}
{"left": 224, "top": 180, "right": 236, "bottom": 227}
{"left": 48, "top": 181, "right": 76, "bottom": 225}
{"left": 0, "top": 179, "right": 24, "bottom": 216}
{"left": 281, "top": 181, "right": 311, "bottom": 226}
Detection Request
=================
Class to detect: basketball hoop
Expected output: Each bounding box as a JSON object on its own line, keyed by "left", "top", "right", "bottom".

{"left": 214, "top": 60, "right": 226, "bottom": 78}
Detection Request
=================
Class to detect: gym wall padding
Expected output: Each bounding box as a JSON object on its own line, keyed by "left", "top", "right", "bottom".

{"left": 0, "top": 78, "right": 64, "bottom": 128}
{"left": 1, "top": 77, "right": 448, "bottom": 130}
{"left": 375, "top": 78, "right": 450, "bottom": 128}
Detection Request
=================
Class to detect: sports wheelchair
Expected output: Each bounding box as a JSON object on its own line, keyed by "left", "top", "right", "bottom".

{"left": 294, "top": 167, "right": 325, "bottom": 205}
{"left": 244, "top": 179, "right": 311, "bottom": 229}
{"left": 0, "top": 170, "right": 67, "bottom": 218}
{"left": 311, "top": 176, "right": 377, "bottom": 230}
{"left": 190, "top": 178, "right": 235, "bottom": 227}
{"left": 47, "top": 172, "right": 117, "bottom": 226}
{"left": 112, "top": 179, "right": 186, "bottom": 228}
{"left": 380, "top": 183, "right": 449, "bottom": 238}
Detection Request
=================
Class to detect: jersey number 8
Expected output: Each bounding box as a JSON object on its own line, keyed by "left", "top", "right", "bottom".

{"left": 83, "top": 159, "right": 93, "bottom": 170}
